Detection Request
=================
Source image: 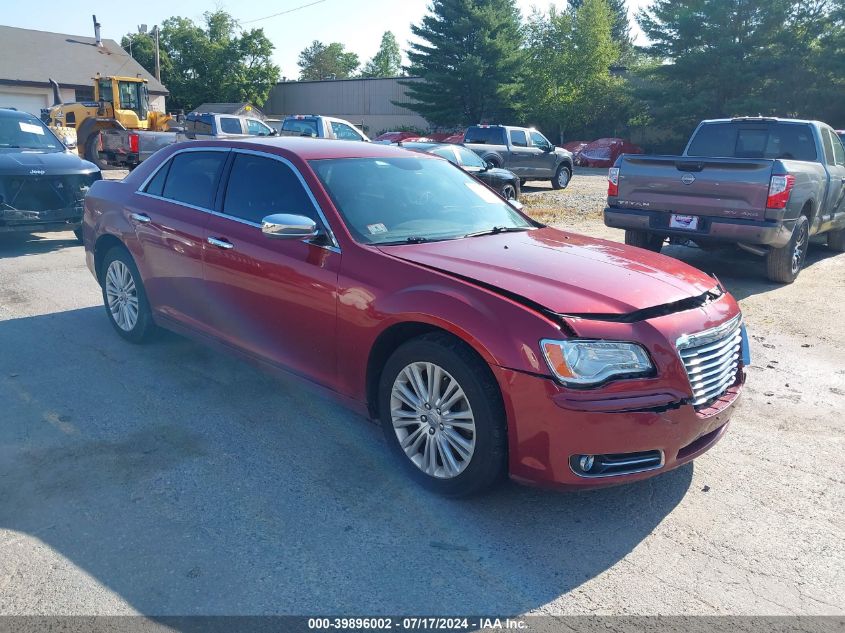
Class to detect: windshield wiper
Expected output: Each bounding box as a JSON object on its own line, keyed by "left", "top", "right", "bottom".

{"left": 463, "top": 226, "right": 532, "bottom": 239}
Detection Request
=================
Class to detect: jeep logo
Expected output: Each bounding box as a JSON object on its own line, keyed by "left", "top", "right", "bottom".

{"left": 29, "top": 169, "right": 46, "bottom": 176}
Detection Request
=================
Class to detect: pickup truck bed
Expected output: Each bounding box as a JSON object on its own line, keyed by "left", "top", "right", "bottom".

{"left": 605, "top": 118, "right": 845, "bottom": 283}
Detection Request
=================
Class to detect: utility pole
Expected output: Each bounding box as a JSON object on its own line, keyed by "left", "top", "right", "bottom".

{"left": 153, "top": 25, "right": 161, "bottom": 83}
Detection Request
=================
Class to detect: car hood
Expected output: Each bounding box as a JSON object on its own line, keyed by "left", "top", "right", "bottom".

{"left": 378, "top": 227, "right": 717, "bottom": 316}
{"left": 466, "top": 166, "right": 515, "bottom": 182}
{"left": 0, "top": 150, "right": 98, "bottom": 176}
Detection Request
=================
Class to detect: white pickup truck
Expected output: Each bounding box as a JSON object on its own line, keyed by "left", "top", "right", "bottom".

{"left": 276, "top": 115, "right": 369, "bottom": 142}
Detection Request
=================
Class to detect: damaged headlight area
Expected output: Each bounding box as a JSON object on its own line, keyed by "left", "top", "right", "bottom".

{"left": 541, "top": 339, "right": 654, "bottom": 387}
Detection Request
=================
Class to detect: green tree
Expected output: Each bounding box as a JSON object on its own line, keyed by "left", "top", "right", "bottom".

{"left": 360, "top": 31, "right": 403, "bottom": 78}
{"left": 400, "top": 0, "right": 524, "bottom": 127}
{"left": 123, "top": 10, "right": 279, "bottom": 112}
{"left": 297, "top": 41, "right": 360, "bottom": 80}
{"left": 636, "top": 0, "right": 831, "bottom": 142}
{"left": 569, "top": 0, "right": 633, "bottom": 57}
{"left": 121, "top": 31, "right": 172, "bottom": 81}
{"left": 524, "top": 0, "right": 627, "bottom": 141}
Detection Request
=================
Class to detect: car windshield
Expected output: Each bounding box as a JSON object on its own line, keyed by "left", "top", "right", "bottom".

{"left": 310, "top": 157, "right": 533, "bottom": 245}
{"left": 0, "top": 115, "right": 63, "bottom": 151}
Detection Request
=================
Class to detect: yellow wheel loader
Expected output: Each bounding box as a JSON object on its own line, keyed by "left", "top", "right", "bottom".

{"left": 42, "top": 74, "right": 174, "bottom": 169}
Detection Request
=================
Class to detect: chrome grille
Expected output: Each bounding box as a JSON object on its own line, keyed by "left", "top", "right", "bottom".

{"left": 676, "top": 314, "right": 743, "bottom": 408}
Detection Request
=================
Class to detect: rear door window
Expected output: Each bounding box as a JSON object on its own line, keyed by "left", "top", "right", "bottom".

{"left": 220, "top": 117, "right": 243, "bottom": 135}
{"left": 144, "top": 160, "right": 171, "bottom": 196}
{"left": 510, "top": 130, "right": 528, "bottom": 147}
{"left": 222, "top": 153, "right": 319, "bottom": 225}
{"left": 160, "top": 151, "right": 227, "bottom": 209}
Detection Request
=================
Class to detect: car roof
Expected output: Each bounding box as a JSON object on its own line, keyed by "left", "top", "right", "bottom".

{"left": 180, "top": 136, "right": 438, "bottom": 160}
{"left": 700, "top": 117, "right": 822, "bottom": 126}
{"left": 0, "top": 107, "right": 37, "bottom": 120}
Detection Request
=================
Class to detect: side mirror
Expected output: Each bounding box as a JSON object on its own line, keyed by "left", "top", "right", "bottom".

{"left": 485, "top": 160, "right": 495, "bottom": 170}
{"left": 261, "top": 214, "right": 319, "bottom": 240}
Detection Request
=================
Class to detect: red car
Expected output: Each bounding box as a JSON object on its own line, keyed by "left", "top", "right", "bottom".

{"left": 579, "top": 138, "right": 644, "bottom": 168}
{"left": 83, "top": 138, "right": 747, "bottom": 496}
{"left": 373, "top": 131, "right": 422, "bottom": 144}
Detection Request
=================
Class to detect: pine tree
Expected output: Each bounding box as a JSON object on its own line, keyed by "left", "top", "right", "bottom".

{"left": 400, "top": 0, "right": 524, "bottom": 126}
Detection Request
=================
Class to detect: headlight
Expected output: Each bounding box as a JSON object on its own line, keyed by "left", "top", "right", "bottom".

{"left": 540, "top": 339, "right": 654, "bottom": 387}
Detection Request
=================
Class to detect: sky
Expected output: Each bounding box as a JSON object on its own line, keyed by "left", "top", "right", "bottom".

{"left": 4, "top": 0, "right": 651, "bottom": 79}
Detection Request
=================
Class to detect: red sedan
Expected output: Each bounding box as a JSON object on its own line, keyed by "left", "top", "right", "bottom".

{"left": 83, "top": 138, "right": 748, "bottom": 496}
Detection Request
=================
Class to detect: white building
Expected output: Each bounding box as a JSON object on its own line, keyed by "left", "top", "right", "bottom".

{"left": 0, "top": 25, "right": 168, "bottom": 116}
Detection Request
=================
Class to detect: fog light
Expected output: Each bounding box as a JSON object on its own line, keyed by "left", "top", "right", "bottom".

{"left": 579, "top": 455, "right": 595, "bottom": 472}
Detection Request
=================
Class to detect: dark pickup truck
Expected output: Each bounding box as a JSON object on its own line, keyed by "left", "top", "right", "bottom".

{"left": 604, "top": 118, "right": 845, "bottom": 283}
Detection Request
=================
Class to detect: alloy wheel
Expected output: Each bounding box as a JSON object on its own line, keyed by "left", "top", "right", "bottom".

{"left": 501, "top": 184, "right": 517, "bottom": 200}
{"left": 557, "top": 168, "right": 570, "bottom": 188}
{"left": 105, "top": 260, "right": 139, "bottom": 332}
{"left": 389, "top": 361, "right": 476, "bottom": 479}
{"left": 791, "top": 222, "right": 809, "bottom": 275}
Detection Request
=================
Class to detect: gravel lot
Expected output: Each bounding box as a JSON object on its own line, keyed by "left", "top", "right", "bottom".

{"left": 1, "top": 168, "right": 843, "bottom": 617}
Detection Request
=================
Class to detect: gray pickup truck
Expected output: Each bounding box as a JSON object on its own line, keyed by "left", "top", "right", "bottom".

{"left": 463, "top": 124, "right": 574, "bottom": 189}
{"left": 605, "top": 117, "right": 845, "bottom": 283}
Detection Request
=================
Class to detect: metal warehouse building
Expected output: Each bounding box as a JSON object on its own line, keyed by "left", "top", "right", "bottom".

{"left": 264, "top": 77, "right": 430, "bottom": 135}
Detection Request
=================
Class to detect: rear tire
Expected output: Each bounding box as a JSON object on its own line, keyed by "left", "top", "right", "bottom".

{"left": 766, "top": 215, "right": 809, "bottom": 284}
{"left": 625, "top": 229, "right": 664, "bottom": 253}
{"left": 100, "top": 246, "right": 156, "bottom": 343}
{"left": 85, "top": 135, "right": 111, "bottom": 171}
{"left": 378, "top": 333, "right": 507, "bottom": 497}
{"left": 551, "top": 164, "right": 571, "bottom": 190}
{"left": 828, "top": 228, "right": 845, "bottom": 252}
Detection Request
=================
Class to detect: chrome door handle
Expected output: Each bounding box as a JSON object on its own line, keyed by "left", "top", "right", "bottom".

{"left": 130, "top": 212, "right": 151, "bottom": 224}
{"left": 207, "top": 236, "right": 234, "bottom": 250}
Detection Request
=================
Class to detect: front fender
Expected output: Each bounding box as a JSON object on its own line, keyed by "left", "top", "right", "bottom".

{"left": 335, "top": 252, "right": 564, "bottom": 399}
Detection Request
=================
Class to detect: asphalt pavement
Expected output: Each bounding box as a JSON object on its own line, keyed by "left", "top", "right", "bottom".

{"left": 0, "top": 178, "right": 843, "bottom": 615}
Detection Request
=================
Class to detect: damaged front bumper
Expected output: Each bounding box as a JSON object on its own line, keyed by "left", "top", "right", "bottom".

{"left": 0, "top": 204, "right": 83, "bottom": 233}
{"left": 0, "top": 171, "right": 98, "bottom": 234}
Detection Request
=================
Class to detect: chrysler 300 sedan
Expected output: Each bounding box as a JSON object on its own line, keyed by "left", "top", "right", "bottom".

{"left": 83, "top": 138, "right": 748, "bottom": 496}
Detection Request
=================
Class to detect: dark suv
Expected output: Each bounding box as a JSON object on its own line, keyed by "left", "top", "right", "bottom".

{"left": 0, "top": 107, "right": 100, "bottom": 241}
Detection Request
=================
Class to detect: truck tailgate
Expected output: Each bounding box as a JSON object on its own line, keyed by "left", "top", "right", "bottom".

{"left": 616, "top": 156, "right": 774, "bottom": 221}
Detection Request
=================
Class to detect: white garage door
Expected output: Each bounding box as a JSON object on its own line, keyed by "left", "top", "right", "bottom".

{"left": 0, "top": 92, "right": 49, "bottom": 116}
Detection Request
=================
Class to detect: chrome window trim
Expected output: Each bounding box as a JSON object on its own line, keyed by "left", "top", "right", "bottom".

{"left": 134, "top": 145, "right": 341, "bottom": 253}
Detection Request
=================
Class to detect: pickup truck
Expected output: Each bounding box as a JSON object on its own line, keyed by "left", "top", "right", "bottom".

{"left": 463, "top": 124, "right": 574, "bottom": 189}
{"left": 277, "top": 115, "right": 369, "bottom": 142}
{"left": 96, "top": 112, "right": 276, "bottom": 168}
{"left": 604, "top": 117, "right": 845, "bottom": 283}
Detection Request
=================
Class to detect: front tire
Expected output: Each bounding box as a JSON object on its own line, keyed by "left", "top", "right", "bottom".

{"left": 551, "top": 164, "right": 571, "bottom": 190}
{"left": 766, "top": 215, "right": 809, "bottom": 284}
{"left": 378, "top": 333, "right": 507, "bottom": 497}
{"left": 500, "top": 183, "right": 518, "bottom": 201}
{"left": 100, "top": 246, "right": 156, "bottom": 343}
{"left": 625, "top": 229, "right": 664, "bottom": 253}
